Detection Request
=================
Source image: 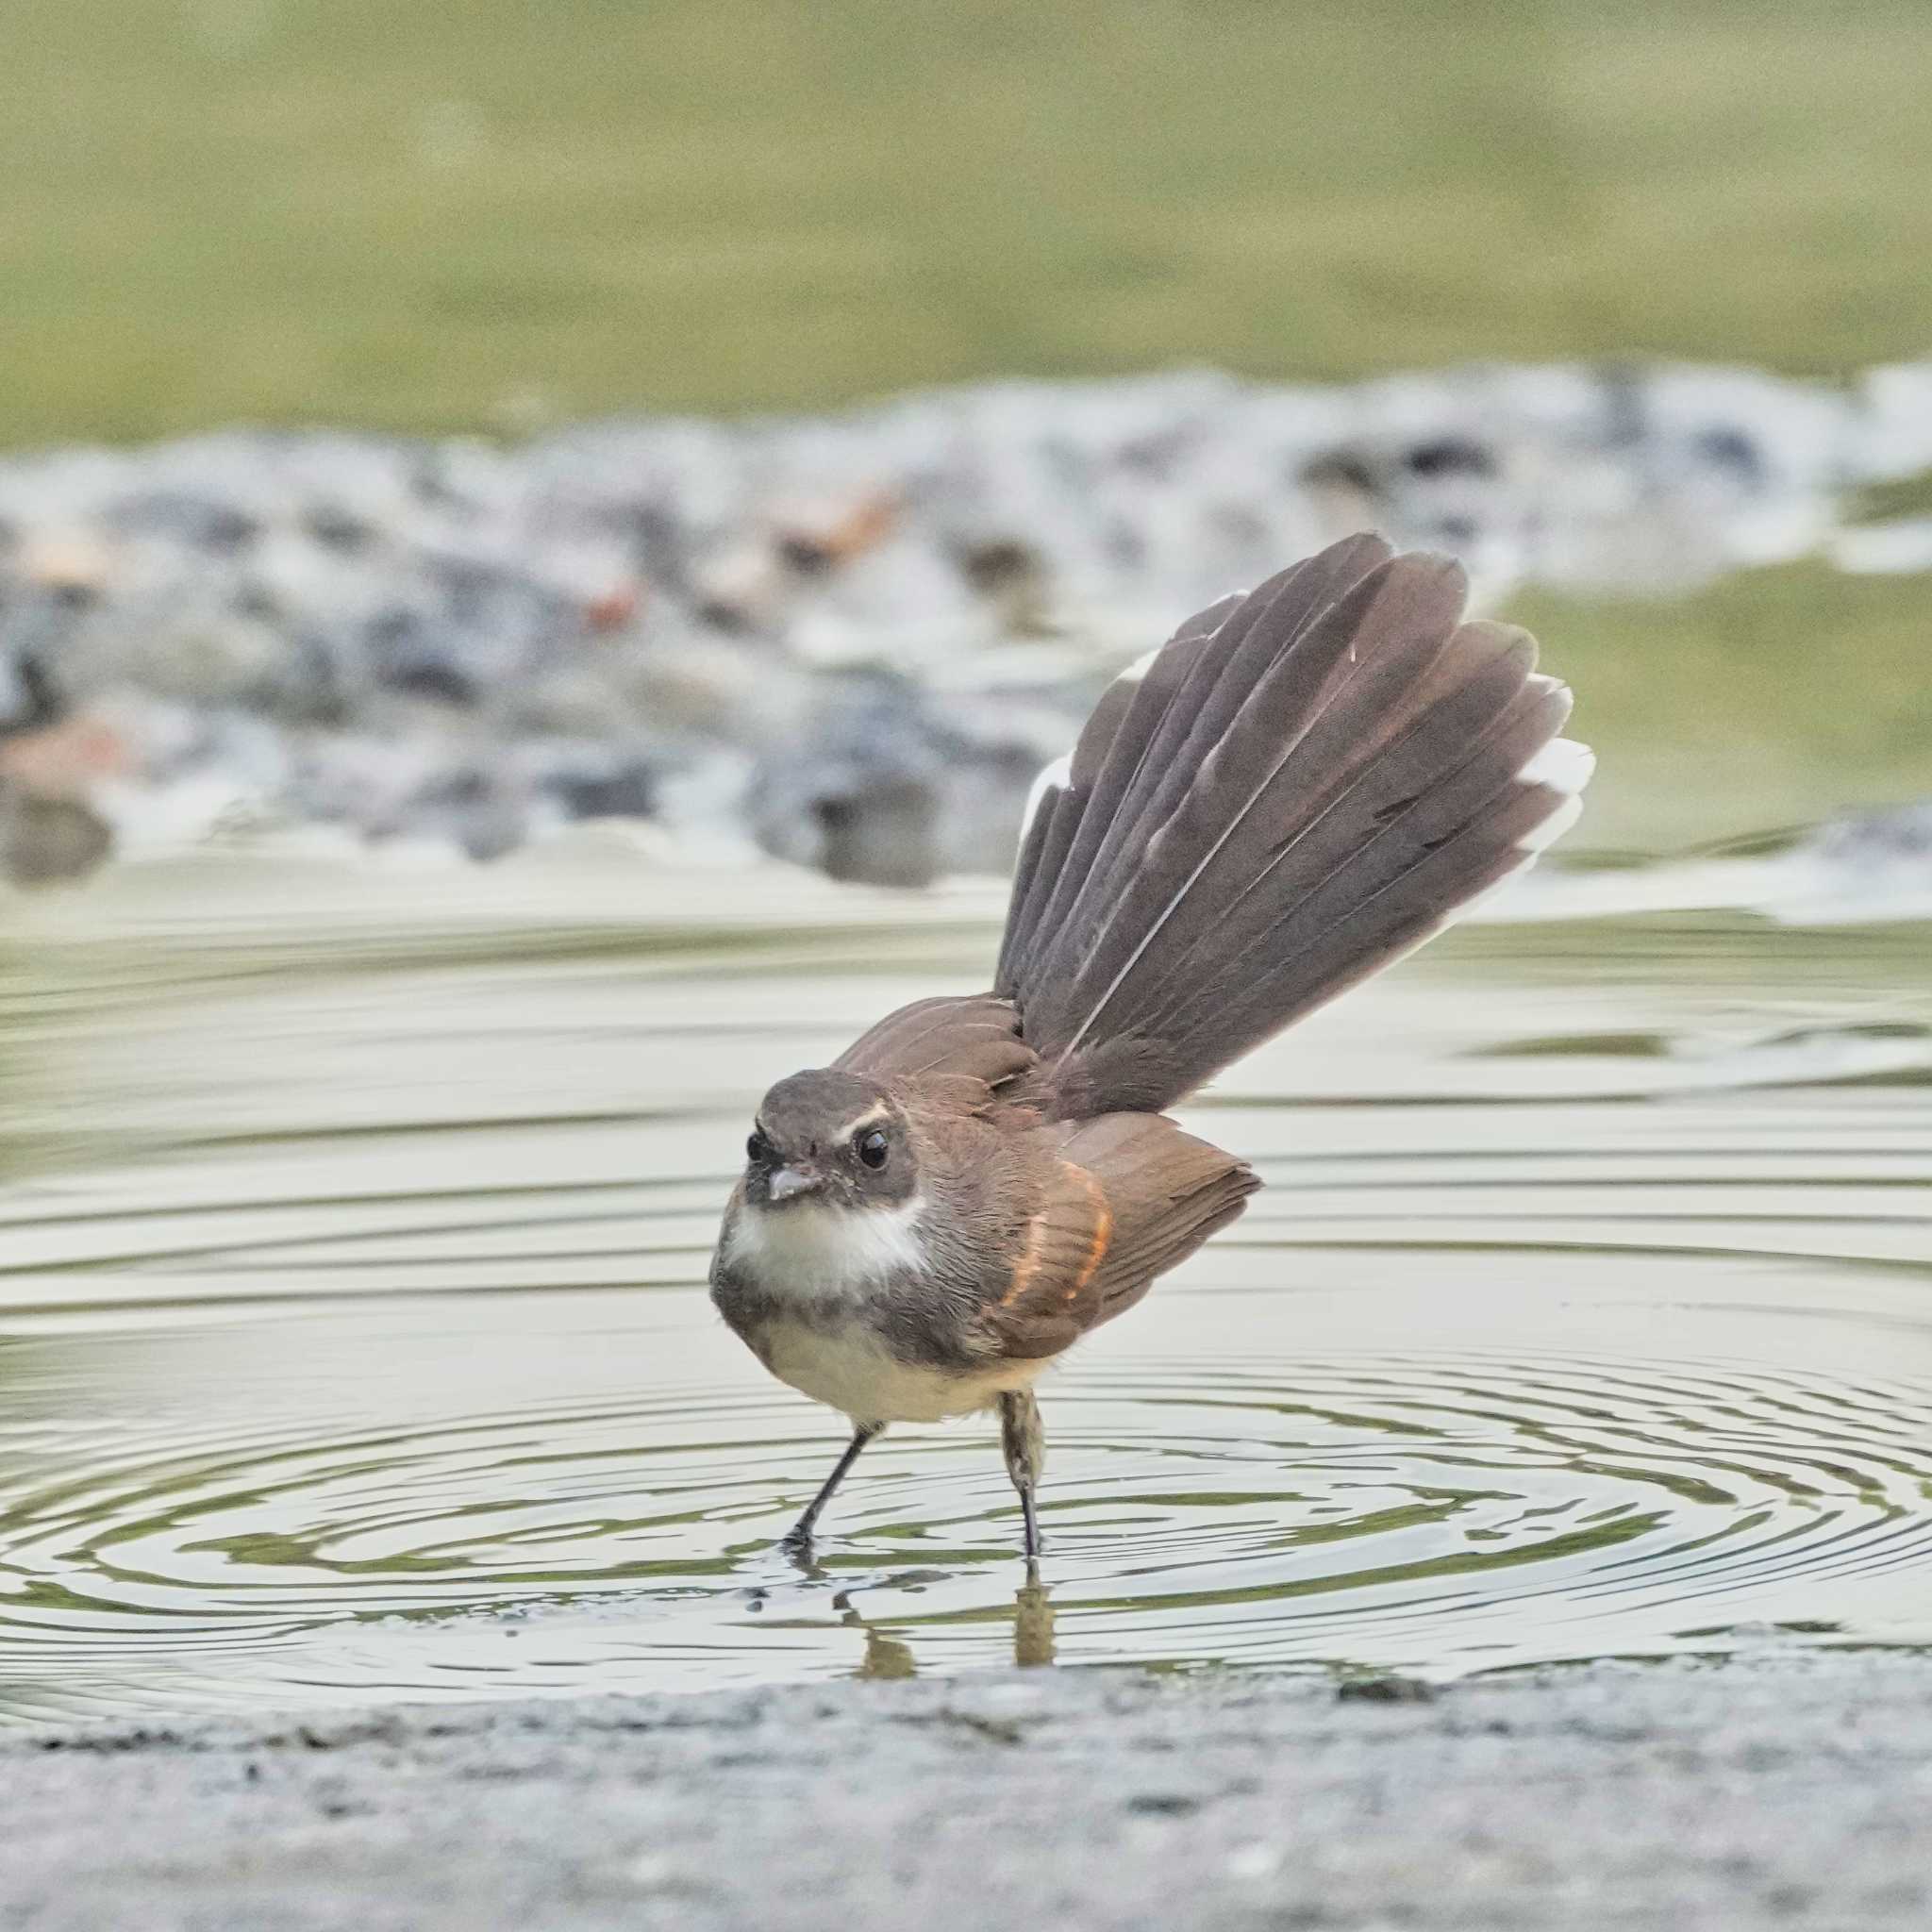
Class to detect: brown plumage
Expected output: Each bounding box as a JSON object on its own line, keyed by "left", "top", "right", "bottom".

{"left": 709, "top": 534, "right": 1591, "bottom": 1559}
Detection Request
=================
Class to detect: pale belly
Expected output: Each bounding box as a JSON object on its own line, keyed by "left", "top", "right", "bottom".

{"left": 758, "top": 1316, "right": 1045, "bottom": 1424}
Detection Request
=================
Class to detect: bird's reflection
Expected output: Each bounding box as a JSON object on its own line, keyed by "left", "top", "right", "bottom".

{"left": 1012, "top": 1576, "right": 1056, "bottom": 1668}
{"left": 752, "top": 1533, "right": 1058, "bottom": 1674}
{"left": 831, "top": 1578, "right": 1057, "bottom": 1676}
{"left": 850, "top": 1617, "right": 919, "bottom": 1679}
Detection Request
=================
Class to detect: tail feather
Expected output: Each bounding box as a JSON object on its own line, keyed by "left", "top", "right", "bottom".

{"left": 1120, "top": 625, "right": 1557, "bottom": 1046}
{"left": 1041, "top": 539, "right": 1398, "bottom": 982}
{"left": 999, "top": 536, "right": 1591, "bottom": 1118}
{"left": 1142, "top": 678, "right": 1576, "bottom": 1063}
{"left": 1171, "top": 777, "right": 1574, "bottom": 1063}
{"left": 998, "top": 535, "right": 1393, "bottom": 997}
{"left": 1050, "top": 557, "right": 1474, "bottom": 1061}
{"left": 999, "top": 587, "right": 1259, "bottom": 994}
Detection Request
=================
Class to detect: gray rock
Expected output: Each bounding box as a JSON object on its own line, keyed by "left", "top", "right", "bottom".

{"left": 748, "top": 674, "right": 1077, "bottom": 886}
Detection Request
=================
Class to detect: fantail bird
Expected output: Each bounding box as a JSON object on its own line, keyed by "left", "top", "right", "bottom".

{"left": 709, "top": 535, "right": 1591, "bottom": 1560}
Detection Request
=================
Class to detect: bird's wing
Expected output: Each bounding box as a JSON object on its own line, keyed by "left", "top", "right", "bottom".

{"left": 979, "top": 1113, "right": 1256, "bottom": 1360}
{"left": 833, "top": 994, "right": 1039, "bottom": 1089}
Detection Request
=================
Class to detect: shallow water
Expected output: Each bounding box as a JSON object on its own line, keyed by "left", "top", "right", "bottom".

{"left": 1, "top": 849, "right": 1928, "bottom": 1724}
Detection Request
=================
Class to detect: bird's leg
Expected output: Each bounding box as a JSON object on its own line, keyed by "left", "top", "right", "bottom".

{"left": 998, "top": 1390, "right": 1046, "bottom": 1568}
{"left": 782, "top": 1423, "right": 882, "bottom": 1556}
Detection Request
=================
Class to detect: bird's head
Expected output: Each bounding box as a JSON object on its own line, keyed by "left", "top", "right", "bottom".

{"left": 741, "top": 1068, "right": 918, "bottom": 1215}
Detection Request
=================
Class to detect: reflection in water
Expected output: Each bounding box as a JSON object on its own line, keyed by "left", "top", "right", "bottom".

{"left": 0, "top": 857, "right": 1928, "bottom": 1724}
{"left": 842, "top": 1580, "right": 1057, "bottom": 1678}
{"left": 796, "top": 1546, "right": 1053, "bottom": 1678}
{"left": 840, "top": 1588, "right": 1058, "bottom": 1679}
{"left": 1014, "top": 1580, "right": 1057, "bottom": 1669}
{"left": 849, "top": 1609, "right": 920, "bottom": 1681}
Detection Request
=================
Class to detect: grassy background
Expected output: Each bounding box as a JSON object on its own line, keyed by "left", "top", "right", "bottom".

{"left": 1520, "top": 569, "right": 1932, "bottom": 850}
{"left": 4, "top": 0, "right": 1931, "bottom": 441}
{"left": 1, "top": 0, "right": 1929, "bottom": 844}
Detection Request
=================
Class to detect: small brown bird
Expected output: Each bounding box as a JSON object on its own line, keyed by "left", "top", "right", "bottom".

{"left": 710, "top": 535, "right": 1591, "bottom": 1560}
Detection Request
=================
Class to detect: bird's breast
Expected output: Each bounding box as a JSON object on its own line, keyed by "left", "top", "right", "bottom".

{"left": 753, "top": 1313, "right": 1041, "bottom": 1424}
{"left": 709, "top": 1193, "right": 1037, "bottom": 1423}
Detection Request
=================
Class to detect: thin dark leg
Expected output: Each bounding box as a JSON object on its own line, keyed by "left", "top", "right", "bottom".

{"left": 782, "top": 1423, "right": 882, "bottom": 1554}
{"left": 998, "top": 1390, "right": 1046, "bottom": 1566}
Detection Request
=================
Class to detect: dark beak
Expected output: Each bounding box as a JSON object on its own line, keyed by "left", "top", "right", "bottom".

{"left": 766, "top": 1166, "right": 820, "bottom": 1204}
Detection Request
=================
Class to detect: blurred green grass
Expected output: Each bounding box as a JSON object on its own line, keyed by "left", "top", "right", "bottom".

{"left": 1519, "top": 567, "right": 1932, "bottom": 850}
{"left": 4, "top": 0, "right": 1930, "bottom": 441}
{"left": 2, "top": 1, "right": 1928, "bottom": 846}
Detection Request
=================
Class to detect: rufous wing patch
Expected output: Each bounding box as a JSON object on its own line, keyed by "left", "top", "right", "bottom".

{"left": 999, "top": 1208, "right": 1050, "bottom": 1308}
{"left": 1063, "top": 1164, "right": 1113, "bottom": 1301}
{"left": 985, "top": 1159, "right": 1117, "bottom": 1358}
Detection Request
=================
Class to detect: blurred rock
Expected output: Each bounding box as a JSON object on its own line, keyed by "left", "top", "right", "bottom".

{"left": 1, "top": 356, "right": 1928, "bottom": 880}
{"left": 1805, "top": 800, "right": 1932, "bottom": 860}
{"left": 748, "top": 675, "right": 1077, "bottom": 886}
{"left": 0, "top": 711, "right": 126, "bottom": 882}
{"left": 0, "top": 713, "right": 130, "bottom": 800}
{"left": 0, "top": 790, "right": 113, "bottom": 885}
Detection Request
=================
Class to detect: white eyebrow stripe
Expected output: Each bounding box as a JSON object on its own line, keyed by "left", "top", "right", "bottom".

{"left": 835, "top": 1102, "right": 895, "bottom": 1142}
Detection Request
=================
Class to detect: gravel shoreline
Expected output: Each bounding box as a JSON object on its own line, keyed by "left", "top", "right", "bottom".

{"left": 6, "top": 358, "right": 1932, "bottom": 887}
{"left": 7, "top": 1652, "right": 1929, "bottom": 1930}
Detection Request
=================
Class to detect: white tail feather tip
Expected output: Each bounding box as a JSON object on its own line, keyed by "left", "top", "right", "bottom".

{"left": 1518, "top": 788, "right": 1586, "bottom": 857}
{"left": 1021, "top": 754, "right": 1072, "bottom": 837}
{"left": 1519, "top": 736, "right": 1595, "bottom": 798}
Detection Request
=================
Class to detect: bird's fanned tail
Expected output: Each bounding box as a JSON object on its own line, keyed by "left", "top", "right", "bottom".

{"left": 997, "top": 535, "right": 1591, "bottom": 1117}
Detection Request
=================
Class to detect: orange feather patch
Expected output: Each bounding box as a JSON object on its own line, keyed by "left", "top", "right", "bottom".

{"left": 1064, "top": 1164, "right": 1113, "bottom": 1301}
{"left": 999, "top": 1209, "right": 1049, "bottom": 1307}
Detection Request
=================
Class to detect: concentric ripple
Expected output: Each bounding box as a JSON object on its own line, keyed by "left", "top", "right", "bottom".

{"left": 1, "top": 865, "right": 1929, "bottom": 1722}
{"left": 4, "top": 1257, "right": 1931, "bottom": 1721}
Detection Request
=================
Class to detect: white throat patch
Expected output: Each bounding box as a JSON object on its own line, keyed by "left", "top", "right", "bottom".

{"left": 724, "top": 1194, "right": 927, "bottom": 1301}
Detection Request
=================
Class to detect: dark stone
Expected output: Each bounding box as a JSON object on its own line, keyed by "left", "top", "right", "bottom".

{"left": 1404, "top": 436, "right": 1498, "bottom": 480}
{"left": 48, "top": 579, "right": 99, "bottom": 614}
{"left": 1301, "top": 448, "right": 1380, "bottom": 495}
{"left": 303, "top": 507, "right": 377, "bottom": 553}
{"left": 548, "top": 759, "right": 658, "bottom": 822}
{"left": 694, "top": 597, "right": 757, "bottom": 635}
{"left": 814, "top": 776, "right": 937, "bottom": 888}
{"left": 1692, "top": 425, "right": 1766, "bottom": 486}
{"left": 774, "top": 534, "right": 836, "bottom": 577}
{"left": 108, "top": 491, "right": 261, "bottom": 554}
{"left": 955, "top": 539, "right": 1038, "bottom": 597}
{"left": 1338, "top": 1674, "right": 1438, "bottom": 1705}
{"left": 0, "top": 650, "right": 63, "bottom": 733}
{"left": 364, "top": 609, "right": 479, "bottom": 707}
{"left": 0, "top": 790, "right": 113, "bottom": 885}
{"left": 231, "top": 582, "right": 283, "bottom": 624}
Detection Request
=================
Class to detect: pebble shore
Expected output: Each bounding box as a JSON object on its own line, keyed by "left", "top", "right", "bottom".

{"left": 4, "top": 359, "right": 1931, "bottom": 887}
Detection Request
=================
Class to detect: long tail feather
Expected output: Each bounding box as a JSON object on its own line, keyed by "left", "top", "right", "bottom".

{"left": 999, "top": 536, "right": 1591, "bottom": 1117}
{"left": 996, "top": 536, "right": 1392, "bottom": 996}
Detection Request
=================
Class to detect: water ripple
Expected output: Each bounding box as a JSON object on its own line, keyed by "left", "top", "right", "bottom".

{"left": 0, "top": 878, "right": 1928, "bottom": 1720}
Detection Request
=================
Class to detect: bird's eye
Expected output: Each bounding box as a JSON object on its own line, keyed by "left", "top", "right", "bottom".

{"left": 746, "top": 1128, "right": 770, "bottom": 1164}
{"left": 857, "top": 1128, "right": 889, "bottom": 1170}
